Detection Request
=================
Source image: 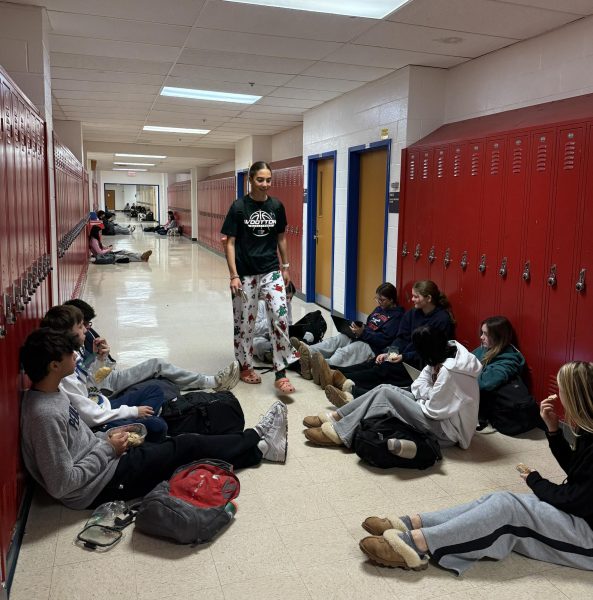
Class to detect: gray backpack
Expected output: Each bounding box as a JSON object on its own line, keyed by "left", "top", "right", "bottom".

{"left": 133, "top": 459, "right": 240, "bottom": 544}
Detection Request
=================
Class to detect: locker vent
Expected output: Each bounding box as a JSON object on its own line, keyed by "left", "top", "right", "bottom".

{"left": 422, "top": 155, "right": 429, "bottom": 179}
{"left": 536, "top": 142, "right": 548, "bottom": 172}
{"left": 437, "top": 153, "right": 445, "bottom": 178}
{"left": 563, "top": 140, "right": 576, "bottom": 170}
{"left": 489, "top": 148, "right": 500, "bottom": 175}
{"left": 470, "top": 151, "right": 480, "bottom": 176}
{"left": 512, "top": 145, "right": 523, "bottom": 174}
{"left": 453, "top": 151, "right": 461, "bottom": 177}
{"left": 409, "top": 155, "right": 416, "bottom": 180}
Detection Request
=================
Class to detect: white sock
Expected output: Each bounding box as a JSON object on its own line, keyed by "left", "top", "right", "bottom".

{"left": 387, "top": 438, "right": 417, "bottom": 459}
{"left": 205, "top": 375, "right": 216, "bottom": 388}
{"left": 257, "top": 439, "right": 269, "bottom": 454}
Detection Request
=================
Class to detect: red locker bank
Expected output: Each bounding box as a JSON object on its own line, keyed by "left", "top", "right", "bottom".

{"left": 398, "top": 93, "right": 593, "bottom": 402}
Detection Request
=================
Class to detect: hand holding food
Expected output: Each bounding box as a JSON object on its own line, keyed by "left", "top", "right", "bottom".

{"left": 387, "top": 352, "right": 402, "bottom": 363}
{"left": 516, "top": 462, "right": 534, "bottom": 480}
{"left": 93, "top": 366, "right": 112, "bottom": 383}
{"left": 540, "top": 394, "right": 560, "bottom": 432}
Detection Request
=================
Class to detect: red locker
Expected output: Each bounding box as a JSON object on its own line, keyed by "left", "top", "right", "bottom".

{"left": 397, "top": 149, "right": 418, "bottom": 305}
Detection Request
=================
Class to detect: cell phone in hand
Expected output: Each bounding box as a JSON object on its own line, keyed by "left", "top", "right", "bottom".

{"left": 515, "top": 463, "right": 532, "bottom": 475}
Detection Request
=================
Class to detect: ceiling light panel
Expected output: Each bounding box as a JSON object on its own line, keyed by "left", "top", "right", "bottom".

{"left": 113, "top": 162, "right": 155, "bottom": 166}
{"left": 143, "top": 126, "right": 211, "bottom": 134}
{"left": 115, "top": 154, "right": 167, "bottom": 159}
{"left": 161, "top": 86, "right": 262, "bottom": 104}
{"left": 222, "top": 0, "right": 411, "bottom": 19}
{"left": 113, "top": 168, "right": 148, "bottom": 171}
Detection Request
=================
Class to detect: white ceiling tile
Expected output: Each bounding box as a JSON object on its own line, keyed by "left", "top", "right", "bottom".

{"left": 50, "top": 52, "right": 172, "bottom": 74}
{"left": 185, "top": 28, "right": 340, "bottom": 60}
{"left": 47, "top": 12, "right": 190, "bottom": 45}
{"left": 52, "top": 89, "right": 153, "bottom": 102}
{"left": 501, "top": 0, "right": 593, "bottom": 15}
{"left": 391, "top": 0, "right": 582, "bottom": 39}
{"left": 51, "top": 67, "right": 166, "bottom": 85}
{"left": 300, "top": 62, "right": 394, "bottom": 82}
{"left": 169, "top": 64, "right": 292, "bottom": 87}
{"left": 269, "top": 87, "right": 339, "bottom": 101}
{"left": 284, "top": 76, "right": 364, "bottom": 93}
{"left": 354, "top": 21, "right": 518, "bottom": 57}
{"left": 196, "top": 1, "right": 374, "bottom": 42}
{"left": 178, "top": 48, "right": 314, "bottom": 74}
{"left": 323, "top": 44, "right": 467, "bottom": 69}
{"left": 49, "top": 34, "right": 180, "bottom": 62}
{"left": 257, "top": 96, "right": 320, "bottom": 109}
{"left": 52, "top": 78, "right": 161, "bottom": 94}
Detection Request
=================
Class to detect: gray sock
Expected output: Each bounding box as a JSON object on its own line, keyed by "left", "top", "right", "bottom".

{"left": 397, "top": 515, "right": 413, "bottom": 530}
{"left": 399, "top": 531, "right": 426, "bottom": 558}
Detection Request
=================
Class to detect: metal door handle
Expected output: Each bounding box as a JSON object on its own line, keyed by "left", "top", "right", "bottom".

{"left": 460, "top": 251, "right": 468, "bottom": 270}
{"left": 499, "top": 257, "right": 508, "bottom": 278}
{"left": 576, "top": 268, "right": 586, "bottom": 293}
{"left": 522, "top": 261, "right": 531, "bottom": 281}
{"left": 413, "top": 244, "right": 421, "bottom": 261}
{"left": 428, "top": 246, "right": 436, "bottom": 263}
{"left": 401, "top": 242, "right": 409, "bottom": 257}
{"left": 478, "top": 254, "right": 487, "bottom": 273}
{"left": 444, "top": 248, "right": 451, "bottom": 268}
{"left": 547, "top": 264, "right": 557, "bottom": 287}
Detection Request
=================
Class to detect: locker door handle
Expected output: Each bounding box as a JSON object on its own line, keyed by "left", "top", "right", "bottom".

{"left": 3, "top": 293, "right": 15, "bottom": 326}
{"left": 401, "top": 242, "right": 409, "bottom": 257}
{"left": 413, "top": 244, "right": 421, "bottom": 261}
{"left": 499, "top": 257, "right": 508, "bottom": 278}
{"left": 444, "top": 248, "right": 451, "bottom": 268}
{"left": 547, "top": 264, "right": 557, "bottom": 287}
{"left": 576, "top": 269, "right": 586, "bottom": 293}
{"left": 522, "top": 261, "right": 531, "bottom": 281}
{"left": 460, "top": 251, "right": 468, "bottom": 270}
{"left": 428, "top": 246, "right": 436, "bottom": 263}
{"left": 478, "top": 254, "right": 487, "bottom": 273}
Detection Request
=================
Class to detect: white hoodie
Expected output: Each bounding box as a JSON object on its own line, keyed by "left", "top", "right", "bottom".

{"left": 411, "top": 341, "right": 482, "bottom": 449}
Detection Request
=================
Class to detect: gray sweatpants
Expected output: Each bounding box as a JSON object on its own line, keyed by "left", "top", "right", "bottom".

{"left": 310, "top": 333, "right": 375, "bottom": 367}
{"left": 420, "top": 491, "right": 593, "bottom": 574}
{"left": 100, "top": 357, "right": 212, "bottom": 395}
{"left": 334, "top": 384, "right": 452, "bottom": 447}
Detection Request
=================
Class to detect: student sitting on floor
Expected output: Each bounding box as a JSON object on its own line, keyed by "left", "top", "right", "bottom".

{"left": 19, "top": 328, "right": 289, "bottom": 510}
{"left": 41, "top": 305, "right": 240, "bottom": 397}
{"left": 302, "top": 326, "right": 481, "bottom": 451}
{"left": 357, "top": 361, "right": 593, "bottom": 575}
{"left": 89, "top": 225, "right": 151, "bottom": 263}
{"left": 97, "top": 210, "right": 135, "bottom": 235}
{"left": 293, "top": 282, "right": 403, "bottom": 378}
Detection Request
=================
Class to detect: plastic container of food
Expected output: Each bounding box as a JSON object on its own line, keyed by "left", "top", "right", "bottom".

{"left": 107, "top": 423, "right": 147, "bottom": 447}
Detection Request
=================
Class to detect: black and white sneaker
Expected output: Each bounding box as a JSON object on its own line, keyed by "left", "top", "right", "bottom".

{"left": 255, "top": 401, "right": 288, "bottom": 463}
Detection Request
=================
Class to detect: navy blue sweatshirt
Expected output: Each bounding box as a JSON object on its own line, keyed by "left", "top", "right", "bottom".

{"left": 359, "top": 305, "right": 404, "bottom": 355}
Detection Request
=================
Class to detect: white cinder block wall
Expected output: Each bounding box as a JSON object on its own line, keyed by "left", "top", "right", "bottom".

{"left": 302, "top": 13, "right": 593, "bottom": 313}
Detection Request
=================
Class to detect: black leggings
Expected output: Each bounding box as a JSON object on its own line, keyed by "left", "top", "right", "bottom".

{"left": 92, "top": 430, "right": 262, "bottom": 506}
{"left": 340, "top": 361, "right": 413, "bottom": 397}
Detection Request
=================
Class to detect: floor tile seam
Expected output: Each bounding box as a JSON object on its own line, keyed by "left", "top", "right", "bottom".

{"left": 542, "top": 571, "right": 584, "bottom": 598}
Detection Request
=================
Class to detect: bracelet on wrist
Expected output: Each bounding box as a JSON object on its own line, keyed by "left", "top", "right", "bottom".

{"left": 230, "top": 275, "right": 240, "bottom": 280}
{"left": 281, "top": 263, "right": 290, "bottom": 269}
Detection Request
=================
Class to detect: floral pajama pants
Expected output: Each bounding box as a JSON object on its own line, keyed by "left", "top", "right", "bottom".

{"left": 232, "top": 270, "right": 300, "bottom": 372}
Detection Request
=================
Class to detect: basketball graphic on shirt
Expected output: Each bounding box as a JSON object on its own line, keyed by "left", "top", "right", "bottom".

{"left": 245, "top": 210, "right": 276, "bottom": 237}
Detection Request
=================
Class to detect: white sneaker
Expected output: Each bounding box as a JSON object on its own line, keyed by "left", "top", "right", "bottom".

{"left": 213, "top": 360, "right": 240, "bottom": 391}
{"left": 255, "top": 401, "right": 288, "bottom": 463}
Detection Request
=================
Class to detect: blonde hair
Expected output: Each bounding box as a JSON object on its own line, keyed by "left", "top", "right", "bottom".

{"left": 557, "top": 362, "right": 593, "bottom": 434}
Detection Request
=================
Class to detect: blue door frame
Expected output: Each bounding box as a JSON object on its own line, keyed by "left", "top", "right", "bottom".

{"left": 236, "top": 170, "right": 248, "bottom": 197}
{"left": 344, "top": 139, "right": 392, "bottom": 319}
{"left": 305, "top": 151, "right": 337, "bottom": 307}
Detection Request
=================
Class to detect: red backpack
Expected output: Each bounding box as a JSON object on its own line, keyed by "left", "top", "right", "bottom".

{"left": 134, "top": 460, "right": 240, "bottom": 544}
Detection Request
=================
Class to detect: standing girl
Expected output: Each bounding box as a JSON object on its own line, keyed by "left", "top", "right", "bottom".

{"left": 221, "top": 161, "right": 299, "bottom": 394}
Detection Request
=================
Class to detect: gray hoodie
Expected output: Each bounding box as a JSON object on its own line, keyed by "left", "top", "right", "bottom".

{"left": 20, "top": 389, "right": 120, "bottom": 509}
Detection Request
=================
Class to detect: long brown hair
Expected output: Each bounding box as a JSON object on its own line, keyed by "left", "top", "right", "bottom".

{"left": 413, "top": 280, "right": 455, "bottom": 324}
{"left": 480, "top": 316, "right": 515, "bottom": 365}
{"left": 557, "top": 362, "right": 593, "bottom": 434}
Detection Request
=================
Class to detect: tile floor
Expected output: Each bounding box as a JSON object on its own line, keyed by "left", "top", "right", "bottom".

{"left": 9, "top": 222, "right": 593, "bottom": 599}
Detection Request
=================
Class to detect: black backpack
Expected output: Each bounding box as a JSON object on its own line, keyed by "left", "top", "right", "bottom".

{"left": 481, "top": 376, "right": 544, "bottom": 436}
{"left": 292, "top": 310, "right": 327, "bottom": 343}
{"left": 353, "top": 415, "right": 442, "bottom": 470}
{"left": 161, "top": 390, "right": 245, "bottom": 436}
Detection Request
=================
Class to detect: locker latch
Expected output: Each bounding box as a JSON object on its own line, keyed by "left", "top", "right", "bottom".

{"left": 478, "top": 254, "right": 487, "bottom": 273}
{"left": 547, "top": 264, "right": 557, "bottom": 287}
{"left": 460, "top": 251, "right": 468, "bottom": 270}
{"left": 413, "top": 244, "right": 421, "bottom": 261}
{"left": 428, "top": 246, "right": 436, "bottom": 263}
{"left": 401, "top": 242, "right": 409, "bottom": 257}
{"left": 575, "top": 269, "right": 586, "bottom": 293}
{"left": 499, "top": 257, "right": 508, "bottom": 278}
{"left": 522, "top": 261, "right": 531, "bottom": 281}
{"left": 4, "top": 293, "right": 16, "bottom": 325}
{"left": 444, "top": 248, "right": 451, "bottom": 268}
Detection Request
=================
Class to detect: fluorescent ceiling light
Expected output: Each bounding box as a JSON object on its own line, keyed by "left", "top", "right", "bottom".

{"left": 222, "top": 0, "right": 411, "bottom": 19}
{"left": 113, "top": 162, "right": 155, "bottom": 166}
{"left": 115, "top": 153, "right": 167, "bottom": 159}
{"left": 161, "top": 86, "right": 261, "bottom": 104}
{"left": 113, "top": 168, "right": 147, "bottom": 171}
{"left": 143, "top": 125, "right": 210, "bottom": 134}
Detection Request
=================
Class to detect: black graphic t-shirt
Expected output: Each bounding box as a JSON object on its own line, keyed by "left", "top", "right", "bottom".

{"left": 221, "top": 195, "right": 287, "bottom": 277}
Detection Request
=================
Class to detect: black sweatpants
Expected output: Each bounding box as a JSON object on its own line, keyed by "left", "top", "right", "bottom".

{"left": 92, "top": 430, "right": 262, "bottom": 506}
{"left": 340, "top": 361, "right": 413, "bottom": 397}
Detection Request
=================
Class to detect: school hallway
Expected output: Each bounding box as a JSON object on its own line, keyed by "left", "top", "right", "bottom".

{"left": 9, "top": 225, "right": 592, "bottom": 600}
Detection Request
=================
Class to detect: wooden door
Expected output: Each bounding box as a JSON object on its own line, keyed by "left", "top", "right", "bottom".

{"left": 314, "top": 157, "right": 334, "bottom": 307}
{"left": 356, "top": 148, "right": 388, "bottom": 317}
{"left": 104, "top": 189, "right": 115, "bottom": 211}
